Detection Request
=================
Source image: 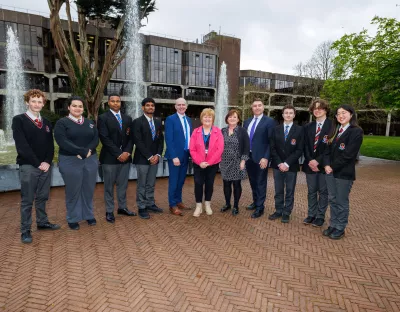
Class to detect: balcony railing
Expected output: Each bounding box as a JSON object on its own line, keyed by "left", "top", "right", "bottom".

{"left": 185, "top": 94, "right": 214, "bottom": 102}
{"left": 147, "top": 90, "right": 181, "bottom": 100}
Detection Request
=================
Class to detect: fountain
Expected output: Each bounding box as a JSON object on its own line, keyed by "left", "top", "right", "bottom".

{"left": 3, "top": 26, "right": 26, "bottom": 144}
{"left": 215, "top": 62, "right": 229, "bottom": 129}
{"left": 124, "top": 0, "right": 144, "bottom": 119}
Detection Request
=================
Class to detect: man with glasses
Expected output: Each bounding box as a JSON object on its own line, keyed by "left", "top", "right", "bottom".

{"left": 165, "top": 98, "right": 193, "bottom": 216}
{"left": 302, "top": 99, "right": 333, "bottom": 227}
{"left": 98, "top": 93, "right": 136, "bottom": 223}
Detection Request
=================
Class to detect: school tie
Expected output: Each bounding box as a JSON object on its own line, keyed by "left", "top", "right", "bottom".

{"left": 336, "top": 128, "right": 344, "bottom": 141}
{"left": 183, "top": 116, "right": 189, "bottom": 150}
{"left": 284, "top": 125, "right": 290, "bottom": 141}
{"left": 115, "top": 113, "right": 122, "bottom": 130}
{"left": 249, "top": 117, "right": 258, "bottom": 150}
{"left": 77, "top": 118, "right": 81, "bottom": 124}
{"left": 314, "top": 123, "right": 322, "bottom": 152}
{"left": 34, "top": 118, "right": 42, "bottom": 128}
{"left": 149, "top": 119, "right": 156, "bottom": 140}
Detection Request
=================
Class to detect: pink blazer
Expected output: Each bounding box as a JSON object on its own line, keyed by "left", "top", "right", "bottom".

{"left": 189, "top": 126, "right": 224, "bottom": 166}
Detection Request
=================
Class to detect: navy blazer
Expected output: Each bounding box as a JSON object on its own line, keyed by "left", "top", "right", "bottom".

{"left": 165, "top": 113, "right": 193, "bottom": 161}
{"left": 98, "top": 110, "right": 133, "bottom": 164}
{"left": 303, "top": 119, "right": 333, "bottom": 174}
{"left": 323, "top": 126, "right": 363, "bottom": 181}
{"left": 243, "top": 115, "right": 275, "bottom": 163}
{"left": 270, "top": 124, "right": 304, "bottom": 172}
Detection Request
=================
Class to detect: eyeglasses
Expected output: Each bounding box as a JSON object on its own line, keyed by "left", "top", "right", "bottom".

{"left": 335, "top": 111, "right": 350, "bottom": 117}
{"left": 109, "top": 100, "right": 121, "bottom": 104}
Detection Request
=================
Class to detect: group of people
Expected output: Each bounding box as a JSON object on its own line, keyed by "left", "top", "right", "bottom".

{"left": 12, "top": 89, "right": 363, "bottom": 244}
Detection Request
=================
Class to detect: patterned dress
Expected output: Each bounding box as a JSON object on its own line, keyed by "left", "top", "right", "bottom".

{"left": 220, "top": 127, "right": 249, "bottom": 181}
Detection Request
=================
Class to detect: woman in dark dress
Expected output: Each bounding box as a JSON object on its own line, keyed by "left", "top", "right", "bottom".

{"left": 54, "top": 96, "right": 99, "bottom": 230}
{"left": 220, "top": 109, "right": 250, "bottom": 215}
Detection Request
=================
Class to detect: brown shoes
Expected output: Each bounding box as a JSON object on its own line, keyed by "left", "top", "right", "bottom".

{"left": 169, "top": 206, "right": 183, "bottom": 216}
{"left": 177, "top": 202, "right": 190, "bottom": 210}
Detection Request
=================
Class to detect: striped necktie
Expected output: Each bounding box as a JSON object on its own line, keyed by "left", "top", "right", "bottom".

{"left": 149, "top": 119, "right": 156, "bottom": 140}
{"left": 314, "top": 123, "right": 322, "bottom": 152}
{"left": 336, "top": 128, "right": 344, "bottom": 141}
{"left": 115, "top": 113, "right": 122, "bottom": 130}
{"left": 183, "top": 116, "right": 189, "bottom": 150}
{"left": 284, "top": 125, "right": 289, "bottom": 141}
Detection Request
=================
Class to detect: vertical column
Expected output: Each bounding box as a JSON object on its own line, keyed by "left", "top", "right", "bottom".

{"left": 309, "top": 114, "right": 313, "bottom": 123}
{"left": 386, "top": 111, "right": 392, "bottom": 137}
{"left": 49, "top": 76, "right": 55, "bottom": 112}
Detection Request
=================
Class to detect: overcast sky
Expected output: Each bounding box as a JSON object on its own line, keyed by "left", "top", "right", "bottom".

{"left": 4, "top": 0, "right": 400, "bottom": 75}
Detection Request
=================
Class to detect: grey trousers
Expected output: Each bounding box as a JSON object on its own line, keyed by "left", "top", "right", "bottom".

{"left": 136, "top": 164, "right": 158, "bottom": 210}
{"left": 59, "top": 154, "right": 98, "bottom": 223}
{"left": 306, "top": 172, "right": 328, "bottom": 219}
{"left": 325, "top": 174, "right": 353, "bottom": 231}
{"left": 19, "top": 165, "right": 51, "bottom": 233}
{"left": 102, "top": 163, "right": 130, "bottom": 213}
{"left": 273, "top": 169, "right": 297, "bottom": 215}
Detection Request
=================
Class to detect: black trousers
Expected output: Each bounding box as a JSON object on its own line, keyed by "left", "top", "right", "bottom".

{"left": 223, "top": 180, "right": 242, "bottom": 208}
{"left": 193, "top": 163, "right": 219, "bottom": 203}
{"left": 273, "top": 169, "right": 297, "bottom": 215}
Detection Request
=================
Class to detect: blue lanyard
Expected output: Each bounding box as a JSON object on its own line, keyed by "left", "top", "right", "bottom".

{"left": 202, "top": 127, "right": 212, "bottom": 145}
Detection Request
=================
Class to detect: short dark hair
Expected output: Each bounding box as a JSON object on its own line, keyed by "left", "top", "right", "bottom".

{"left": 225, "top": 109, "right": 242, "bottom": 124}
{"left": 309, "top": 99, "right": 330, "bottom": 114}
{"left": 253, "top": 98, "right": 264, "bottom": 105}
{"left": 282, "top": 104, "right": 296, "bottom": 114}
{"left": 66, "top": 95, "right": 85, "bottom": 107}
{"left": 108, "top": 93, "right": 121, "bottom": 101}
{"left": 141, "top": 97, "right": 155, "bottom": 106}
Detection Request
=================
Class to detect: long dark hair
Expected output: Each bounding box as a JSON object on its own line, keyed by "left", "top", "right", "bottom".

{"left": 328, "top": 104, "right": 360, "bottom": 143}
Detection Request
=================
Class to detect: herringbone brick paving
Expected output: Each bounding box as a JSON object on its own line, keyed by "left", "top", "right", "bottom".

{"left": 0, "top": 157, "right": 399, "bottom": 311}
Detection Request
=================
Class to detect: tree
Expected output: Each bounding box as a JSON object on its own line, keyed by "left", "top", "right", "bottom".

{"left": 322, "top": 17, "right": 400, "bottom": 110}
{"left": 47, "top": 0, "right": 156, "bottom": 119}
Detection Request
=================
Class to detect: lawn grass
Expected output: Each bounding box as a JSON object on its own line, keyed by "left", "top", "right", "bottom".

{"left": 360, "top": 136, "right": 400, "bottom": 161}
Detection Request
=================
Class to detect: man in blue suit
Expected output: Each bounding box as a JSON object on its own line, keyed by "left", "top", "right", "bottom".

{"left": 243, "top": 99, "right": 275, "bottom": 218}
{"left": 165, "top": 98, "right": 193, "bottom": 216}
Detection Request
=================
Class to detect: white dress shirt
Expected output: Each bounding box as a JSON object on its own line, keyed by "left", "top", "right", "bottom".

{"left": 283, "top": 122, "right": 293, "bottom": 169}
{"left": 315, "top": 118, "right": 326, "bottom": 132}
{"left": 68, "top": 114, "right": 83, "bottom": 123}
{"left": 26, "top": 110, "right": 41, "bottom": 121}
{"left": 110, "top": 109, "right": 122, "bottom": 123}
{"left": 247, "top": 115, "right": 262, "bottom": 137}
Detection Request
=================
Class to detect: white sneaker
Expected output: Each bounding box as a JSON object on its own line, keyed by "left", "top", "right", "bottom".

{"left": 193, "top": 203, "right": 203, "bottom": 217}
{"left": 205, "top": 201, "right": 213, "bottom": 215}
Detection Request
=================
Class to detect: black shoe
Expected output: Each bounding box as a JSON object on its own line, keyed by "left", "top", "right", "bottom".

{"left": 21, "top": 231, "right": 32, "bottom": 244}
{"left": 232, "top": 207, "right": 239, "bottom": 216}
{"left": 220, "top": 205, "right": 231, "bottom": 212}
{"left": 312, "top": 218, "right": 324, "bottom": 227}
{"left": 281, "top": 214, "right": 290, "bottom": 223}
{"left": 303, "top": 216, "right": 315, "bottom": 225}
{"left": 246, "top": 203, "right": 256, "bottom": 210}
{"left": 146, "top": 204, "right": 163, "bottom": 213}
{"left": 268, "top": 212, "right": 282, "bottom": 220}
{"left": 106, "top": 212, "right": 115, "bottom": 223}
{"left": 251, "top": 209, "right": 264, "bottom": 218}
{"left": 138, "top": 209, "right": 150, "bottom": 219}
{"left": 322, "top": 226, "right": 335, "bottom": 237}
{"left": 37, "top": 222, "right": 61, "bottom": 230}
{"left": 87, "top": 219, "right": 96, "bottom": 226}
{"left": 117, "top": 208, "right": 137, "bottom": 216}
{"left": 68, "top": 222, "right": 80, "bottom": 230}
{"left": 329, "top": 229, "right": 345, "bottom": 240}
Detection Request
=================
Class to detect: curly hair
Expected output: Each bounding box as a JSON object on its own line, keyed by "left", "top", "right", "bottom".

{"left": 23, "top": 89, "right": 46, "bottom": 103}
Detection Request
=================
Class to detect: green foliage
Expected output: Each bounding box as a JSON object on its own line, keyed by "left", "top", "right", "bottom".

{"left": 322, "top": 17, "right": 400, "bottom": 110}
{"left": 75, "top": 0, "right": 156, "bottom": 28}
{"left": 360, "top": 136, "right": 400, "bottom": 161}
{"left": 41, "top": 109, "right": 62, "bottom": 126}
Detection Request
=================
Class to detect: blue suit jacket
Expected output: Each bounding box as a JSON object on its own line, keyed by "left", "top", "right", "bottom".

{"left": 165, "top": 113, "right": 193, "bottom": 160}
{"left": 243, "top": 115, "right": 275, "bottom": 163}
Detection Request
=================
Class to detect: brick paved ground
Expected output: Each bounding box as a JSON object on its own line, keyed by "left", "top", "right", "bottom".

{"left": 0, "top": 157, "right": 399, "bottom": 312}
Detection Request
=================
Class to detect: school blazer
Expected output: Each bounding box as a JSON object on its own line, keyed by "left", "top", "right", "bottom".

{"left": 323, "top": 126, "right": 363, "bottom": 181}
{"left": 303, "top": 119, "right": 333, "bottom": 174}
{"left": 98, "top": 110, "right": 133, "bottom": 164}
{"left": 243, "top": 115, "right": 275, "bottom": 163}
{"left": 270, "top": 124, "right": 304, "bottom": 172}
{"left": 132, "top": 115, "right": 164, "bottom": 165}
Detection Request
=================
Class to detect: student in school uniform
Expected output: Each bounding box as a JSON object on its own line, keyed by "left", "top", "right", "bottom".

{"left": 98, "top": 93, "right": 136, "bottom": 223}
{"left": 131, "top": 98, "right": 164, "bottom": 219}
{"left": 268, "top": 104, "right": 304, "bottom": 223}
{"left": 12, "top": 89, "right": 61, "bottom": 244}
{"left": 54, "top": 96, "right": 99, "bottom": 230}
{"left": 323, "top": 104, "right": 363, "bottom": 240}
{"left": 302, "top": 99, "right": 333, "bottom": 227}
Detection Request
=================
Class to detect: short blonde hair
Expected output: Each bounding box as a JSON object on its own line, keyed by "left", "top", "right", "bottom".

{"left": 200, "top": 108, "right": 215, "bottom": 123}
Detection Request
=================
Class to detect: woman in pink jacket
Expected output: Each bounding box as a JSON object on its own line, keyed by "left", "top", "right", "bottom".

{"left": 189, "top": 108, "right": 224, "bottom": 217}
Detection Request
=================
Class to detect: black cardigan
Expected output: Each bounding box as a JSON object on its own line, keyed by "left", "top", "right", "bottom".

{"left": 222, "top": 126, "right": 250, "bottom": 159}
